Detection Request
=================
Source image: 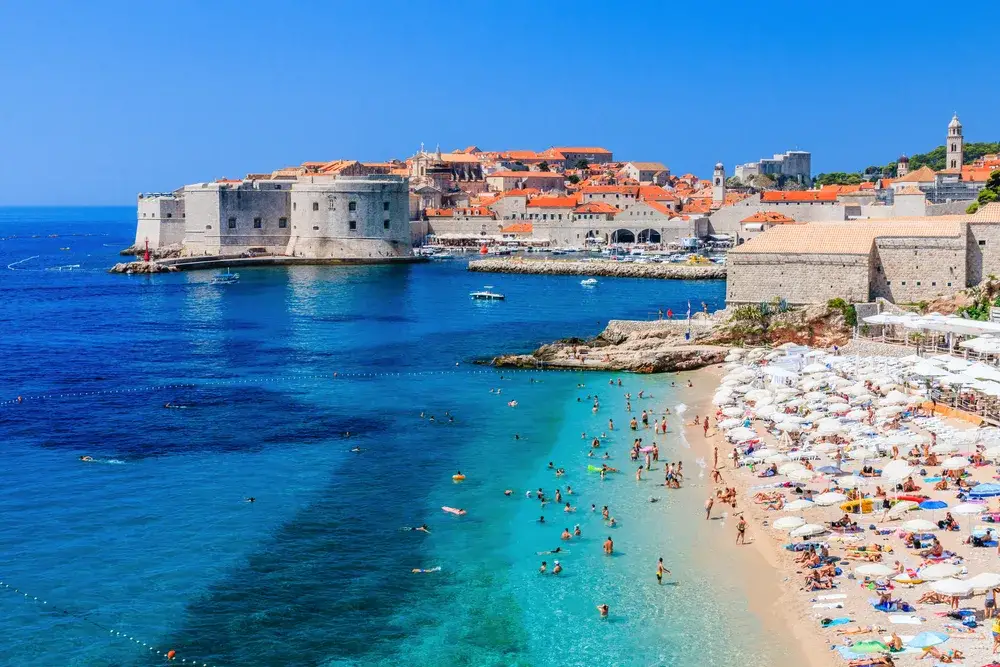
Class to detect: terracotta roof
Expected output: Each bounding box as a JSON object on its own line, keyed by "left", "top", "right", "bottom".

{"left": 682, "top": 199, "right": 713, "bottom": 214}
{"left": 550, "top": 146, "right": 612, "bottom": 154}
{"left": 487, "top": 170, "right": 565, "bottom": 179}
{"left": 961, "top": 166, "right": 999, "bottom": 182}
{"left": 424, "top": 206, "right": 493, "bottom": 218}
{"left": 501, "top": 222, "right": 533, "bottom": 234}
{"left": 895, "top": 165, "right": 936, "bottom": 183}
{"left": 501, "top": 150, "right": 540, "bottom": 160}
{"left": 574, "top": 202, "right": 619, "bottom": 214}
{"left": 895, "top": 186, "right": 925, "bottom": 195}
{"left": 626, "top": 161, "right": 668, "bottom": 171}
{"left": 215, "top": 178, "right": 242, "bottom": 184}
{"left": 500, "top": 188, "right": 541, "bottom": 197}
{"left": 638, "top": 185, "right": 676, "bottom": 201}
{"left": 740, "top": 211, "right": 795, "bottom": 224}
{"left": 760, "top": 190, "right": 838, "bottom": 203}
{"left": 439, "top": 153, "right": 482, "bottom": 164}
{"left": 581, "top": 185, "right": 640, "bottom": 195}
{"left": 643, "top": 200, "right": 673, "bottom": 216}
{"left": 879, "top": 178, "right": 896, "bottom": 188}
{"left": 527, "top": 195, "right": 579, "bottom": 208}
{"left": 731, "top": 221, "right": 964, "bottom": 255}
{"left": 971, "top": 203, "right": 1000, "bottom": 223}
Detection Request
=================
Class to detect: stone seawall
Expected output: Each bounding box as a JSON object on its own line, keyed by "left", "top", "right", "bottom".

{"left": 468, "top": 258, "right": 726, "bottom": 280}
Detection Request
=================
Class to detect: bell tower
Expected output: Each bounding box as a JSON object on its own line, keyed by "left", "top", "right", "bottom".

{"left": 946, "top": 114, "right": 963, "bottom": 171}
{"left": 712, "top": 162, "right": 726, "bottom": 205}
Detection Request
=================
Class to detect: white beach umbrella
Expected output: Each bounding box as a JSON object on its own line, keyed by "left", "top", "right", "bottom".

{"left": 940, "top": 456, "right": 970, "bottom": 471}
{"left": 952, "top": 503, "right": 986, "bottom": 516}
{"left": 790, "top": 523, "right": 828, "bottom": 538}
{"left": 882, "top": 460, "right": 913, "bottom": 481}
{"left": 713, "top": 393, "right": 735, "bottom": 406}
{"left": 734, "top": 384, "right": 753, "bottom": 393}
{"left": 881, "top": 390, "right": 911, "bottom": 405}
{"left": 856, "top": 564, "right": 896, "bottom": 577}
{"left": 848, "top": 448, "right": 876, "bottom": 460}
{"left": 814, "top": 492, "right": 848, "bottom": 506}
{"left": 765, "top": 454, "right": 791, "bottom": 465}
{"left": 966, "top": 572, "right": 1000, "bottom": 592}
{"left": 726, "top": 426, "right": 756, "bottom": 441}
{"left": 774, "top": 421, "right": 802, "bottom": 432}
{"left": 827, "top": 402, "right": 851, "bottom": 413}
{"left": 788, "top": 469, "right": 821, "bottom": 483}
{"left": 885, "top": 500, "right": 919, "bottom": 519}
{"left": 754, "top": 404, "right": 777, "bottom": 419}
{"left": 778, "top": 462, "right": 806, "bottom": 475}
{"left": 845, "top": 409, "right": 868, "bottom": 421}
{"left": 749, "top": 448, "right": 777, "bottom": 459}
{"left": 803, "top": 363, "right": 828, "bottom": 374}
{"left": 804, "top": 391, "right": 827, "bottom": 400}
{"left": 817, "top": 420, "right": 846, "bottom": 434}
{"left": 785, "top": 499, "right": 817, "bottom": 511}
{"left": 717, "top": 418, "right": 742, "bottom": 430}
{"left": 902, "top": 519, "right": 939, "bottom": 532}
{"left": 721, "top": 407, "right": 744, "bottom": 417}
{"left": 772, "top": 516, "right": 806, "bottom": 531}
{"left": 919, "top": 563, "right": 963, "bottom": 580}
{"left": 850, "top": 394, "right": 875, "bottom": 405}
{"left": 930, "top": 578, "right": 973, "bottom": 596}
{"left": 984, "top": 445, "right": 1000, "bottom": 460}
{"left": 876, "top": 405, "right": 905, "bottom": 417}
{"left": 931, "top": 442, "right": 959, "bottom": 455}
{"left": 837, "top": 476, "right": 869, "bottom": 489}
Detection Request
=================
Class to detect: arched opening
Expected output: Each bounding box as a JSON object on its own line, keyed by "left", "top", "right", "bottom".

{"left": 637, "top": 229, "right": 661, "bottom": 243}
{"left": 610, "top": 229, "right": 635, "bottom": 244}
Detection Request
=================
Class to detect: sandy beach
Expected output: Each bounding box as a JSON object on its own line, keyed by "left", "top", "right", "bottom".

{"left": 676, "top": 348, "right": 1000, "bottom": 667}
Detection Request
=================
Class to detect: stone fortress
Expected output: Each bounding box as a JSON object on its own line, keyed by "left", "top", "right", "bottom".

{"left": 136, "top": 173, "right": 411, "bottom": 260}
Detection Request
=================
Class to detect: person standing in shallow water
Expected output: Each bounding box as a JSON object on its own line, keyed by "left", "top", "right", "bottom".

{"left": 736, "top": 515, "right": 747, "bottom": 544}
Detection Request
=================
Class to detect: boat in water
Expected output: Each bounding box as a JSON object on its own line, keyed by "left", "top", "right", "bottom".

{"left": 580, "top": 278, "right": 598, "bottom": 286}
{"left": 211, "top": 269, "right": 240, "bottom": 285}
{"left": 470, "top": 286, "right": 505, "bottom": 301}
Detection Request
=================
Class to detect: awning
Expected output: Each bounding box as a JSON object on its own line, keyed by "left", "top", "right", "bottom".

{"left": 742, "top": 223, "right": 764, "bottom": 231}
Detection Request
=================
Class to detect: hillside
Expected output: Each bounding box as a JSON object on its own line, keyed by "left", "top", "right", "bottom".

{"left": 815, "top": 141, "right": 1000, "bottom": 186}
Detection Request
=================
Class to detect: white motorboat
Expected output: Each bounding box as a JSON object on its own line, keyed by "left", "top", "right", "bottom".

{"left": 580, "top": 278, "right": 598, "bottom": 286}
{"left": 470, "top": 287, "right": 505, "bottom": 301}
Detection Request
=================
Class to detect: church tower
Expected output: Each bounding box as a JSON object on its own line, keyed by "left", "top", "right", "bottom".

{"left": 896, "top": 154, "right": 909, "bottom": 177}
{"left": 712, "top": 162, "right": 726, "bottom": 205}
{"left": 946, "top": 114, "right": 964, "bottom": 171}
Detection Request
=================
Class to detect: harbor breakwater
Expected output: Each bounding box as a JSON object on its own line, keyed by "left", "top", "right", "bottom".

{"left": 468, "top": 257, "right": 726, "bottom": 279}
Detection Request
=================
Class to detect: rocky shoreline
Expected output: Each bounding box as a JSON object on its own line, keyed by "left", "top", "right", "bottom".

{"left": 487, "top": 318, "right": 729, "bottom": 373}
{"left": 108, "top": 261, "right": 177, "bottom": 274}
{"left": 468, "top": 258, "right": 726, "bottom": 280}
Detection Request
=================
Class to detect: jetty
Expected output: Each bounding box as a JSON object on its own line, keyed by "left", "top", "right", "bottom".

{"left": 468, "top": 258, "right": 726, "bottom": 280}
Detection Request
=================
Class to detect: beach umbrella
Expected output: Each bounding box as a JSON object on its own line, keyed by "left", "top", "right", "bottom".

{"left": 886, "top": 500, "right": 919, "bottom": 518}
{"left": 765, "top": 454, "right": 791, "bottom": 465}
{"left": 905, "top": 632, "right": 949, "bottom": 649}
{"left": 802, "top": 363, "right": 828, "bottom": 374}
{"left": 930, "top": 578, "right": 973, "bottom": 596}
{"left": 875, "top": 405, "right": 904, "bottom": 417}
{"left": 772, "top": 516, "right": 806, "bottom": 530}
{"left": 778, "top": 462, "right": 806, "bottom": 475}
{"left": 882, "top": 460, "right": 913, "bottom": 481}
{"left": 754, "top": 404, "right": 777, "bottom": 419}
{"left": 951, "top": 502, "right": 987, "bottom": 515}
{"left": 789, "top": 450, "right": 820, "bottom": 460}
{"left": 721, "top": 407, "right": 744, "bottom": 417}
{"left": 902, "top": 519, "right": 939, "bottom": 532}
{"left": 726, "top": 426, "right": 756, "bottom": 441}
{"left": 856, "top": 563, "right": 896, "bottom": 577}
{"left": 930, "top": 442, "right": 958, "bottom": 455}
{"left": 787, "top": 469, "right": 820, "bottom": 483}
{"left": 750, "top": 448, "right": 777, "bottom": 459}
{"left": 845, "top": 409, "right": 868, "bottom": 421}
{"left": 785, "top": 499, "right": 816, "bottom": 511}
{"left": 919, "top": 563, "right": 963, "bottom": 580}
{"left": 817, "top": 465, "right": 842, "bottom": 474}
{"left": 940, "top": 456, "right": 970, "bottom": 470}
{"left": 848, "top": 448, "right": 875, "bottom": 460}
{"left": 985, "top": 445, "right": 1000, "bottom": 460}
{"left": 790, "top": 523, "right": 827, "bottom": 538}
{"left": 827, "top": 402, "right": 850, "bottom": 413}
{"left": 837, "top": 476, "right": 869, "bottom": 489}
{"left": 881, "top": 390, "right": 911, "bottom": 405}
{"left": 814, "top": 492, "right": 848, "bottom": 506}
{"left": 774, "top": 421, "right": 802, "bottom": 432}
{"left": 717, "top": 418, "right": 742, "bottom": 429}
{"left": 965, "top": 572, "right": 1000, "bottom": 592}
{"left": 919, "top": 500, "right": 948, "bottom": 511}
{"left": 969, "top": 484, "right": 1000, "bottom": 499}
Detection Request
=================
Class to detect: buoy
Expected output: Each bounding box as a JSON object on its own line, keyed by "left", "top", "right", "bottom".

{"left": 167, "top": 649, "right": 176, "bottom": 660}
{"left": 452, "top": 474, "right": 466, "bottom": 481}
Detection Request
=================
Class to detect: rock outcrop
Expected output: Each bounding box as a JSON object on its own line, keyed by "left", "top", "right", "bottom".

{"left": 119, "top": 243, "right": 184, "bottom": 260}
{"left": 468, "top": 258, "right": 725, "bottom": 280}
{"left": 108, "top": 261, "right": 177, "bottom": 274}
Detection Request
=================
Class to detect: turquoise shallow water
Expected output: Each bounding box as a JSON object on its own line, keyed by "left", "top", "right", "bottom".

{"left": 0, "top": 207, "right": 785, "bottom": 666}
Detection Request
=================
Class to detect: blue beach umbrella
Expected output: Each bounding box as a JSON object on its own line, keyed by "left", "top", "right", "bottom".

{"left": 970, "top": 483, "right": 1000, "bottom": 499}
{"left": 818, "top": 466, "right": 842, "bottom": 475}
{"left": 919, "top": 500, "right": 948, "bottom": 510}
{"left": 906, "top": 631, "right": 948, "bottom": 649}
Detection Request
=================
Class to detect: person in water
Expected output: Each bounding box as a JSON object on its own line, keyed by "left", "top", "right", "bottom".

{"left": 404, "top": 524, "right": 430, "bottom": 533}
{"left": 552, "top": 560, "right": 562, "bottom": 575}
{"left": 603, "top": 536, "right": 614, "bottom": 554}
{"left": 349, "top": 446, "right": 364, "bottom": 453}
{"left": 79, "top": 455, "right": 93, "bottom": 462}
{"left": 597, "top": 603, "right": 609, "bottom": 618}
{"left": 656, "top": 557, "right": 671, "bottom": 584}
{"left": 245, "top": 497, "right": 256, "bottom": 503}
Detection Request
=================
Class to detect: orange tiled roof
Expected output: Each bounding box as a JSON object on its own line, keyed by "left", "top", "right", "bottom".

{"left": 424, "top": 206, "right": 493, "bottom": 218}
{"left": 895, "top": 165, "right": 936, "bottom": 183}
{"left": 962, "top": 166, "right": 999, "bottom": 182}
{"left": 681, "top": 199, "right": 712, "bottom": 214}
{"left": 488, "top": 170, "right": 565, "bottom": 179}
{"left": 574, "top": 202, "right": 619, "bottom": 214}
{"left": 501, "top": 150, "right": 540, "bottom": 160}
{"left": 741, "top": 211, "right": 796, "bottom": 224}
{"left": 638, "top": 185, "right": 676, "bottom": 201}
{"left": 760, "top": 190, "right": 838, "bottom": 202}
{"left": 581, "top": 185, "right": 640, "bottom": 195}
{"left": 551, "top": 146, "right": 612, "bottom": 154}
{"left": 526, "top": 195, "right": 580, "bottom": 208}
{"left": 215, "top": 178, "right": 242, "bottom": 184}
{"left": 643, "top": 200, "right": 673, "bottom": 216}
{"left": 626, "top": 161, "right": 668, "bottom": 171}
{"left": 501, "top": 222, "right": 533, "bottom": 234}
{"left": 501, "top": 188, "right": 541, "bottom": 197}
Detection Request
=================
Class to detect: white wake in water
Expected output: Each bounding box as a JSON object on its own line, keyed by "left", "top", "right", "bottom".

{"left": 7, "top": 255, "right": 39, "bottom": 270}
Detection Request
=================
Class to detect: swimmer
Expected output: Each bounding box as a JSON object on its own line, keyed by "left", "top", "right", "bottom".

{"left": 537, "top": 547, "right": 563, "bottom": 555}
{"left": 539, "top": 516, "right": 546, "bottom": 523}
{"left": 514, "top": 434, "right": 520, "bottom": 440}
{"left": 604, "top": 536, "right": 614, "bottom": 554}
{"left": 561, "top": 528, "right": 572, "bottom": 540}
{"left": 656, "top": 557, "right": 671, "bottom": 584}
{"left": 564, "top": 503, "right": 575, "bottom": 513}
{"left": 539, "top": 561, "right": 547, "bottom": 574}
{"left": 412, "top": 566, "right": 441, "bottom": 574}
{"left": 420, "top": 411, "right": 425, "bottom": 418}
{"left": 574, "top": 524, "right": 581, "bottom": 537}
{"left": 349, "top": 446, "right": 364, "bottom": 453}
{"left": 649, "top": 497, "right": 660, "bottom": 503}
{"left": 504, "top": 489, "right": 513, "bottom": 496}
{"left": 597, "top": 603, "right": 609, "bottom": 618}
{"left": 79, "top": 455, "right": 94, "bottom": 462}
{"left": 403, "top": 524, "right": 430, "bottom": 533}
{"left": 245, "top": 497, "right": 256, "bottom": 503}
{"left": 17, "top": 396, "right": 23, "bottom": 403}
{"left": 608, "top": 517, "right": 617, "bottom": 527}
{"left": 552, "top": 560, "right": 562, "bottom": 575}
{"left": 566, "top": 486, "right": 573, "bottom": 494}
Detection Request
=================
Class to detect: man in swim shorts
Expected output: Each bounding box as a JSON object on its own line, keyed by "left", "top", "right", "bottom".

{"left": 656, "top": 557, "right": 670, "bottom": 584}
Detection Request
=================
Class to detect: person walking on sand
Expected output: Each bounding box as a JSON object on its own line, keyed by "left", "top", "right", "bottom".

{"left": 703, "top": 418, "right": 709, "bottom": 437}
{"left": 705, "top": 497, "right": 714, "bottom": 519}
{"left": 713, "top": 446, "right": 719, "bottom": 469}
{"left": 736, "top": 515, "right": 747, "bottom": 544}
{"left": 656, "top": 557, "right": 671, "bottom": 584}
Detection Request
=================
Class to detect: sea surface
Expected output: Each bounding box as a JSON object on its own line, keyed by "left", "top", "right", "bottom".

{"left": 0, "top": 207, "right": 777, "bottom": 666}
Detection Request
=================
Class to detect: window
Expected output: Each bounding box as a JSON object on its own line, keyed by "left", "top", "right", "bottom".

{"left": 932, "top": 282, "right": 936, "bottom": 286}
{"left": 916, "top": 281, "right": 921, "bottom": 286}
{"left": 166, "top": 213, "right": 172, "bottom": 218}
{"left": 980, "top": 240, "right": 987, "bottom": 246}
{"left": 312, "top": 202, "right": 319, "bottom": 211}
{"left": 275, "top": 184, "right": 282, "bottom": 190}
{"left": 383, "top": 202, "right": 390, "bottom": 211}
{"left": 206, "top": 225, "right": 212, "bottom": 230}
{"left": 312, "top": 225, "right": 319, "bottom": 230}
{"left": 901, "top": 281, "right": 906, "bottom": 286}
{"left": 293, "top": 202, "right": 297, "bottom": 211}
{"left": 349, "top": 220, "right": 357, "bottom": 230}
{"left": 886, "top": 281, "right": 891, "bottom": 285}
{"left": 228, "top": 217, "right": 236, "bottom": 229}
{"left": 349, "top": 201, "right": 357, "bottom": 211}
{"left": 253, "top": 217, "right": 262, "bottom": 229}
{"left": 383, "top": 219, "right": 390, "bottom": 229}
{"left": 947, "top": 282, "right": 952, "bottom": 287}
{"left": 278, "top": 217, "right": 287, "bottom": 229}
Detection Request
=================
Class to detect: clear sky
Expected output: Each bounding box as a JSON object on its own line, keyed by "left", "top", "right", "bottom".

{"left": 0, "top": 0, "right": 996, "bottom": 205}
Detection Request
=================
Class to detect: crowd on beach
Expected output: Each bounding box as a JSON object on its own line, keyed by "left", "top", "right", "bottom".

{"left": 703, "top": 344, "right": 1000, "bottom": 667}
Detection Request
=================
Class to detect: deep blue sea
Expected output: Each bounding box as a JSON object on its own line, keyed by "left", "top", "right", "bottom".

{"left": 0, "top": 207, "right": 784, "bottom": 666}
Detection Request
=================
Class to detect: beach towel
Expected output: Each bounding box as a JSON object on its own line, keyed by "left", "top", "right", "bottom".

{"left": 812, "top": 602, "right": 843, "bottom": 609}
{"left": 888, "top": 614, "right": 924, "bottom": 624}
{"left": 820, "top": 617, "right": 852, "bottom": 627}
{"left": 813, "top": 594, "right": 847, "bottom": 601}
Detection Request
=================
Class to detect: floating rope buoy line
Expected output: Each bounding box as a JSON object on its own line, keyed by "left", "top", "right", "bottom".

{"left": 0, "top": 367, "right": 581, "bottom": 407}
{"left": 0, "top": 579, "right": 219, "bottom": 665}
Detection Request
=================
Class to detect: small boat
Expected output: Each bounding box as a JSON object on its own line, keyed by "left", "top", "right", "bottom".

{"left": 211, "top": 269, "right": 240, "bottom": 285}
{"left": 470, "top": 286, "right": 505, "bottom": 300}
{"left": 580, "top": 278, "right": 598, "bottom": 286}
{"left": 427, "top": 253, "right": 455, "bottom": 260}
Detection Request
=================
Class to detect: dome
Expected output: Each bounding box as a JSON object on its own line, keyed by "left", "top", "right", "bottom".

{"left": 898, "top": 154, "right": 909, "bottom": 163}
{"left": 714, "top": 162, "right": 724, "bottom": 170}
{"left": 948, "top": 114, "right": 962, "bottom": 129}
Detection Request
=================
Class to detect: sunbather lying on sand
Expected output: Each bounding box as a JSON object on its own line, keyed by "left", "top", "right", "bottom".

{"left": 837, "top": 624, "right": 884, "bottom": 635}
{"left": 918, "top": 591, "right": 952, "bottom": 604}
{"left": 918, "top": 647, "right": 964, "bottom": 662}
{"left": 848, "top": 656, "right": 894, "bottom": 667}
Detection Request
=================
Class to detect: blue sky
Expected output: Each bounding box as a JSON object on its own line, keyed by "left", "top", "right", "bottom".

{"left": 0, "top": 0, "right": 995, "bottom": 205}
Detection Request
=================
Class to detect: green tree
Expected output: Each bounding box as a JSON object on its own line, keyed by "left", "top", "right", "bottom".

{"left": 575, "top": 158, "right": 589, "bottom": 170}
{"left": 538, "top": 161, "right": 550, "bottom": 172}
{"left": 567, "top": 174, "right": 580, "bottom": 185}
{"left": 969, "top": 170, "right": 1000, "bottom": 213}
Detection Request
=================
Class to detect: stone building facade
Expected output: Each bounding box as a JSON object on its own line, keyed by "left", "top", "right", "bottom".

{"left": 139, "top": 175, "right": 411, "bottom": 260}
